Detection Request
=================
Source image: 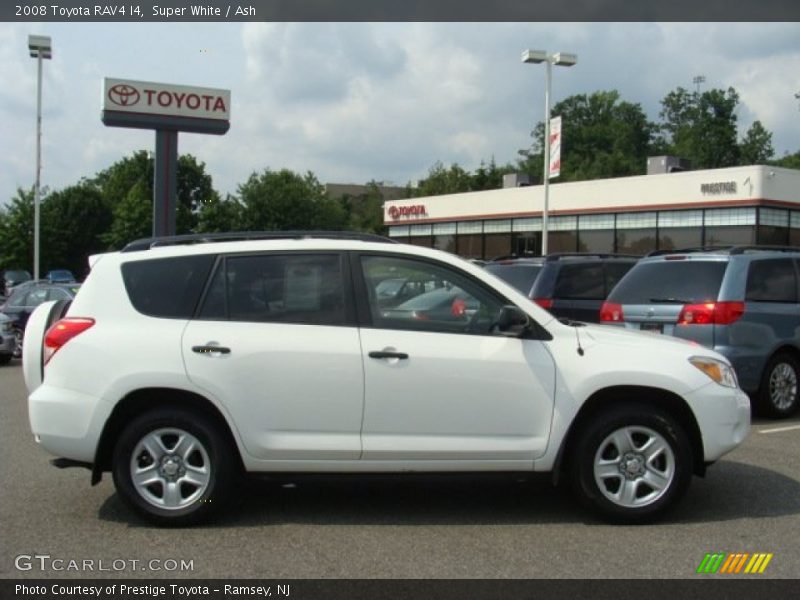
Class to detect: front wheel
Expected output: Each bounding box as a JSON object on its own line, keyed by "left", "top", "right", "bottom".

{"left": 112, "top": 407, "right": 236, "bottom": 526}
{"left": 571, "top": 403, "right": 693, "bottom": 523}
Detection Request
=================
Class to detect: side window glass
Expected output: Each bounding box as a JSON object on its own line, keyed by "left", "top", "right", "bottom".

{"left": 360, "top": 255, "right": 506, "bottom": 335}
{"left": 46, "top": 288, "right": 69, "bottom": 301}
{"left": 605, "top": 262, "right": 635, "bottom": 296}
{"left": 553, "top": 263, "right": 605, "bottom": 300}
{"left": 745, "top": 259, "right": 797, "bottom": 303}
{"left": 200, "top": 254, "right": 347, "bottom": 326}
{"left": 26, "top": 289, "right": 49, "bottom": 307}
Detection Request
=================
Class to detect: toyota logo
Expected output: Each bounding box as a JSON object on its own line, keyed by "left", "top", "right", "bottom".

{"left": 107, "top": 84, "right": 140, "bottom": 107}
{"left": 388, "top": 206, "right": 400, "bottom": 219}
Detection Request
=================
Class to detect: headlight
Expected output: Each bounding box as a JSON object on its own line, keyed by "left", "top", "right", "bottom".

{"left": 689, "top": 356, "right": 738, "bottom": 388}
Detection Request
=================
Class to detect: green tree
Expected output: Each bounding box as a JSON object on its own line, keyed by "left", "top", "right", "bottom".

{"left": 101, "top": 180, "right": 152, "bottom": 249}
{"left": 772, "top": 150, "right": 800, "bottom": 170}
{"left": 0, "top": 188, "right": 34, "bottom": 272}
{"left": 196, "top": 191, "right": 243, "bottom": 233}
{"left": 411, "top": 161, "right": 473, "bottom": 197}
{"left": 519, "top": 90, "right": 655, "bottom": 182}
{"left": 237, "top": 169, "right": 346, "bottom": 231}
{"left": 658, "top": 87, "right": 741, "bottom": 168}
{"left": 739, "top": 120, "right": 774, "bottom": 165}
{"left": 40, "top": 181, "right": 112, "bottom": 278}
{"left": 94, "top": 151, "right": 216, "bottom": 247}
{"left": 337, "top": 181, "right": 388, "bottom": 234}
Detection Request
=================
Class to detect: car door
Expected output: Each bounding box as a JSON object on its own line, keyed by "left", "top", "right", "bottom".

{"left": 183, "top": 252, "right": 365, "bottom": 461}
{"left": 355, "top": 253, "right": 556, "bottom": 465}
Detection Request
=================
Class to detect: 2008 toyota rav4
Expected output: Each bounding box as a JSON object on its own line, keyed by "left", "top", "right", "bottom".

{"left": 23, "top": 232, "right": 750, "bottom": 525}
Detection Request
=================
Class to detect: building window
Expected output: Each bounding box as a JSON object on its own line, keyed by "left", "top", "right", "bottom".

{"left": 704, "top": 226, "right": 754, "bottom": 246}
{"left": 513, "top": 217, "right": 542, "bottom": 232}
{"left": 704, "top": 208, "right": 756, "bottom": 226}
{"left": 457, "top": 234, "right": 483, "bottom": 258}
{"left": 791, "top": 212, "right": 800, "bottom": 247}
{"left": 579, "top": 230, "right": 614, "bottom": 253}
{"left": 513, "top": 232, "right": 540, "bottom": 255}
{"left": 484, "top": 233, "right": 512, "bottom": 259}
{"left": 616, "top": 213, "right": 656, "bottom": 255}
{"left": 757, "top": 208, "right": 789, "bottom": 246}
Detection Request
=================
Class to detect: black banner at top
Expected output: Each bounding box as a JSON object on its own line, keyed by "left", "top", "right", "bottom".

{"left": 3, "top": 0, "right": 800, "bottom": 22}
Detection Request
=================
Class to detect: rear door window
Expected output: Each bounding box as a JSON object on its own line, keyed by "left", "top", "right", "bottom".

{"left": 745, "top": 259, "right": 797, "bottom": 303}
{"left": 198, "top": 254, "right": 350, "bottom": 326}
{"left": 607, "top": 261, "right": 727, "bottom": 304}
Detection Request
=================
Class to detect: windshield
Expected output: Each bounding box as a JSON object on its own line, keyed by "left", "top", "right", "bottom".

{"left": 608, "top": 260, "right": 727, "bottom": 304}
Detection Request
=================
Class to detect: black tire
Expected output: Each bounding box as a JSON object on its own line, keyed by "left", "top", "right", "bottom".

{"left": 112, "top": 407, "right": 237, "bottom": 526}
{"left": 13, "top": 327, "right": 23, "bottom": 359}
{"left": 756, "top": 353, "right": 800, "bottom": 419}
{"left": 0, "top": 353, "right": 11, "bottom": 366}
{"left": 571, "top": 403, "right": 693, "bottom": 524}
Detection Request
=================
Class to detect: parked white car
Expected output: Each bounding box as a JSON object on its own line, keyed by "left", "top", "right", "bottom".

{"left": 24, "top": 232, "right": 750, "bottom": 525}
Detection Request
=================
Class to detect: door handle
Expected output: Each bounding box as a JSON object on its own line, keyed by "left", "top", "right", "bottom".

{"left": 368, "top": 350, "right": 409, "bottom": 360}
{"left": 192, "top": 345, "right": 231, "bottom": 355}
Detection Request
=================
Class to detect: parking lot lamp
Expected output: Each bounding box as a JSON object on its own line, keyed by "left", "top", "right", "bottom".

{"left": 28, "top": 34, "right": 52, "bottom": 282}
{"left": 521, "top": 49, "right": 577, "bottom": 255}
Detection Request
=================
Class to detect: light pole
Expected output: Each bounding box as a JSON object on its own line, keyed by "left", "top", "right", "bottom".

{"left": 28, "top": 34, "right": 52, "bottom": 282}
{"left": 521, "top": 49, "right": 577, "bottom": 255}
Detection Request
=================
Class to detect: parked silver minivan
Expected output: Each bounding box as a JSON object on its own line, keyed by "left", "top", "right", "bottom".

{"left": 601, "top": 246, "right": 800, "bottom": 418}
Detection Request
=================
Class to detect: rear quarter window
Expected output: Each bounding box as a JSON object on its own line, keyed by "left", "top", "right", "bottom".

{"left": 607, "top": 260, "right": 727, "bottom": 304}
{"left": 745, "top": 259, "right": 798, "bottom": 303}
{"left": 122, "top": 255, "right": 216, "bottom": 318}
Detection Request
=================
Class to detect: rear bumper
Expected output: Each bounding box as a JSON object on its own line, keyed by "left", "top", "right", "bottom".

{"left": 712, "top": 346, "right": 766, "bottom": 394}
{"left": 28, "top": 384, "right": 109, "bottom": 463}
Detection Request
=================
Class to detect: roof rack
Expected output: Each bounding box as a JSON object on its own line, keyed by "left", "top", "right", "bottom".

{"left": 488, "top": 252, "right": 542, "bottom": 262}
{"left": 544, "top": 252, "right": 641, "bottom": 262}
{"left": 647, "top": 245, "right": 800, "bottom": 257}
{"left": 122, "top": 231, "right": 398, "bottom": 253}
{"left": 728, "top": 245, "right": 800, "bottom": 255}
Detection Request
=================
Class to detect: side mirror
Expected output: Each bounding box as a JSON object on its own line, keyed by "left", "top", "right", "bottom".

{"left": 494, "top": 305, "right": 531, "bottom": 337}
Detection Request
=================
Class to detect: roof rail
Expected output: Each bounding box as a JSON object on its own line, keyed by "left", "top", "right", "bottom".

{"left": 647, "top": 245, "right": 800, "bottom": 257}
{"left": 544, "top": 252, "right": 641, "bottom": 262}
{"left": 646, "top": 246, "right": 732, "bottom": 257}
{"left": 121, "top": 230, "right": 398, "bottom": 253}
{"left": 488, "top": 252, "right": 541, "bottom": 262}
{"left": 728, "top": 245, "right": 800, "bottom": 255}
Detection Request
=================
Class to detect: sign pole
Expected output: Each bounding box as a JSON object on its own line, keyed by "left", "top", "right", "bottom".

{"left": 153, "top": 130, "right": 178, "bottom": 237}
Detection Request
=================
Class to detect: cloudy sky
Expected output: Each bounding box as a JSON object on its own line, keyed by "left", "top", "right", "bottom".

{"left": 1, "top": 22, "right": 799, "bottom": 207}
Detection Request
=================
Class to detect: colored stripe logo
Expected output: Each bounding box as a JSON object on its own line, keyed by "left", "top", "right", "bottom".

{"left": 697, "top": 553, "right": 773, "bottom": 574}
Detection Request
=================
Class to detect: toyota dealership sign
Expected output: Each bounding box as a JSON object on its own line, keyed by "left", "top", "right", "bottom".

{"left": 103, "top": 78, "right": 230, "bottom": 120}
{"left": 102, "top": 77, "right": 230, "bottom": 134}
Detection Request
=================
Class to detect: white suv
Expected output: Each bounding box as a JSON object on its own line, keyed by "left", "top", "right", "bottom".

{"left": 24, "top": 232, "right": 750, "bottom": 525}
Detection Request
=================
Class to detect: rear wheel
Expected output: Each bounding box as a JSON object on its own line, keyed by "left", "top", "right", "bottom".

{"left": 112, "top": 407, "right": 236, "bottom": 526}
{"left": 757, "top": 353, "right": 799, "bottom": 419}
{"left": 571, "top": 403, "right": 692, "bottom": 523}
{"left": 0, "top": 353, "right": 11, "bottom": 366}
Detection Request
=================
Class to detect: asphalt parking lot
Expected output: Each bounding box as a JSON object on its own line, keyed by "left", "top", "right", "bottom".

{"left": 1, "top": 361, "right": 798, "bottom": 579}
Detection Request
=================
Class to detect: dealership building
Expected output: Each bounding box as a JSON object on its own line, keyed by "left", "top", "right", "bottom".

{"left": 383, "top": 163, "right": 800, "bottom": 259}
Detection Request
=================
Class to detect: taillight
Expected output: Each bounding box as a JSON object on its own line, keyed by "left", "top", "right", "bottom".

{"left": 43, "top": 318, "right": 95, "bottom": 364}
{"left": 534, "top": 298, "right": 553, "bottom": 309}
{"left": 600, "top": 301, "right": 624, "bottom": 322}
{"left": 677, "top": 302, "right": 745, "bottom": 325}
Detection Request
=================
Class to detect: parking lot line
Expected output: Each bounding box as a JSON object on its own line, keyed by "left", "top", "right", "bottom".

{"left": 758, "top": 424, "right": 800, "bottom": 434}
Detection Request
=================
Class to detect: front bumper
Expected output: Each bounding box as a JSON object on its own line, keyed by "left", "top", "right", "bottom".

{"left": 685, "top": 382, "right": 751, "bottom": 463}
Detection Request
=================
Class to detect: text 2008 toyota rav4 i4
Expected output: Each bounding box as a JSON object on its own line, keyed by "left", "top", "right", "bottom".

{"left": 23, "top": 233, "right": 750, "bottom": 525}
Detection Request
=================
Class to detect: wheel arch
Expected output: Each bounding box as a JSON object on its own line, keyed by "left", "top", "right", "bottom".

{"left": 552, "top": 385, "right": 705, "bottom": 484}
{"left": 92, "top": 387, "right": 244, "bottom": 484}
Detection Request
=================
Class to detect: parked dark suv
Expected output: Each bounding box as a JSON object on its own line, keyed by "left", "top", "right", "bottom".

{"left": 602, "top": 246, "right": 800, "bottom": 418}
{"left": 486, "top": 254, "right": 639, "bottom": 323}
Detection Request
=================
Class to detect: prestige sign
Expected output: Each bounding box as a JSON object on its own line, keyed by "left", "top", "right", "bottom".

{"left": 103, "top": 78, "right": 230, "bottom": 121}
